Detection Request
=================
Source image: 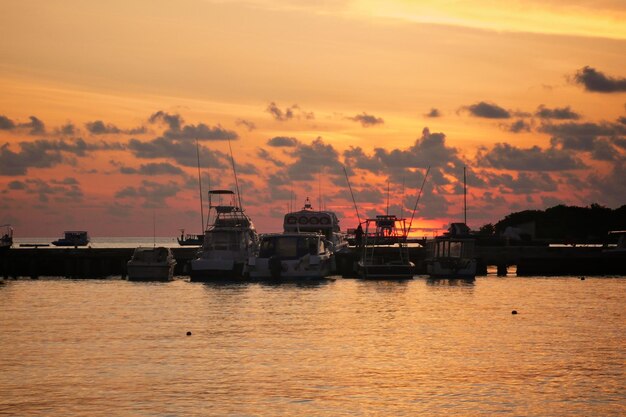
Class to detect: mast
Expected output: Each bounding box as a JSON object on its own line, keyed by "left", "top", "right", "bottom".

{"left": 408, "top": 166, "right": 430, "bottom": 234}
{"left": 227, "top": 138, "right": 243, "bottom": 210}
{"left": 386, "top": 180, "right": 390, "bottom": 216}
{"left": 464, "top": 166, "right": 467, "bottom": 225}
{"left": 196, "top": 139, "right": 205, "bottom": 232}
{"left": 342, "top": 165, "right": 361, "bottom": 224}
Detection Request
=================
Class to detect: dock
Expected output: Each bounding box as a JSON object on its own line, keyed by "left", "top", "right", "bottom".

{"left": 1, "top": 243, "right": 624, "bottom": 279}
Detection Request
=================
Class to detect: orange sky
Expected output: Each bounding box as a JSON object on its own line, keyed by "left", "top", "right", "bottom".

{"left": 1, "top": 0, "right": 625, "bottom": 237}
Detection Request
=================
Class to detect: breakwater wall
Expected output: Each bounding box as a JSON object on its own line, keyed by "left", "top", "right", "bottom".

{"left": 1, "top": 245, "right": 624, "bottom": 279}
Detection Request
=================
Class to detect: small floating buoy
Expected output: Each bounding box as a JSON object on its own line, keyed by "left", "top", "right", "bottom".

{"left": 580, "top": 277, "right": 585, "bottom": 280}
{"left": 511, "top": 310, "right": 518, "bottom": 315}
{"left": 186, "top": 331, "right": 192, "bottom": 336}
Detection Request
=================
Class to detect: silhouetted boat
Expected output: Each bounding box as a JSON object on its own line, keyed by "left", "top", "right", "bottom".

{"left": 425, "top": 223, "right": 477, "bottom": 279}
{"left": 127, "top": 247, "right": 176, "bottom": 281}
{"left": 177, "top": 229, "right": 204, "bottom": 246}
{"left": 0, "top": 224, "right": 13, "bottom": 253}
{"left": 190, "top": 190, "right": 258, "bottom": 280}
{"left": 603, "top": 230, "right": 626, "bottom": 253}
{"left": 357, "top": 215, "right": 415, "bottom": 279}
{"left": 51, "top": 231, "right": 90, "bottom": 247}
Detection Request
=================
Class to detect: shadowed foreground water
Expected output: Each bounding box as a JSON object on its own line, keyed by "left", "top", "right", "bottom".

{"left": 1, "top": 277, "right": 624, "bottom": 416}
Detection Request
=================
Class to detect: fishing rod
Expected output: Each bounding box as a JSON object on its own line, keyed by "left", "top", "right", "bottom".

{"left": 195, "top": 139, "right": 205, "bottom": 232}
{"left": 342, "top": 165, "right": 361, "bottom": 224}
{"left": 407, "top": 166, "right": 430, "bottom": 235}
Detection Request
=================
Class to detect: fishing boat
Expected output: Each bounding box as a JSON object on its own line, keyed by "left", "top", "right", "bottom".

{"left": 247, "top": 232, "right": 333, "bottom": 281}
{"left": 189, "top": 190, "right": 259, "bottom": 280}
{"left": 51, "top": 231, "right": 90, "bottom": 247}
{"left": 425, "top": 223, "right": 477, "bottom": 279}
{"left": 283, "top": 197, "right": 348, "bottom": 255}
{"left": 177, "top": 229, "right": 204, "bottom": 246}
{"left": 356, "top": 215, "right": 415, "bottom": 279}
{"left": 0, "top": 224, "right": 13, "bottom": 253}
{"left": 127, "top": 246, "right": 176, "bottom": 281}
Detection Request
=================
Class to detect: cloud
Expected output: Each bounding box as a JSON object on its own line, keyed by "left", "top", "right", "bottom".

{"left": 0, "top": 115, "right": 16, "bottom": 130}
{"left": 0, "top": 138, "right": 124, "bottom": 176}
{"left": 265, "top": 102, "right": 314, "bottom": 121}
{"left": 573, "top": 66, "right": 626, "bottom": 93}
{"left": 476, "top": 143, "right": 587, "bottom": 171}
{"left": 127, "top": 137, "right": 227, "bottom": 168}
{"left": 19, "top": 116, "right": 45, "bottom": 135}
{"left": 425, "top": 108, "right": 441, "bottom": 118}
{"left": 507, "top": 119, "right": 531, "bottom": 133}
{"left": 114, "top": 180, "right": 181, "bottom": 208}
{"left": 148, "top": 111, "right": 236, "bottom": 141}
{"left": 535, "top": 105, "right": 580, "bottom": 120}
{"left": 235, "top": 118, "right": 256, "bottom": 131}
{"left": 285, "top": 137, "right": 342, "bottom": 181}
{"left": 267, "top": 136, "right": 299, "bottom": 147}
{"left": 348, "top": 112, "right": 384, "bottom": 127}
{"left": 120, "top": 162, "right": 185, "bottom": 176}
{"left": 541, "top": 121, "right": 626, "bottom": 161}
{"left": 618, "top": 116, "right": 626, "bottom": 125}
{"left": 57, "top": 123, "right": 76, "bottom": 135}
{"left": 7, "top": 177, "right": 83, "bottom": 203}
{"left": 484, "top": 172, "right": 558, "bottom": 194}
{"left": 587, "top": 162, "right": 626, "bottom": 207}
{"left": 464, "top": 101, "right": 511, "bottom": 119}
{"left": 256, "top": 148, "right": 285, "bottom": 167}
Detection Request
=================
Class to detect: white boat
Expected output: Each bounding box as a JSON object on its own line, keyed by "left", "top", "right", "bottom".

{"left": 356, "top": 215, "right": 415, "bottom": 279}
{"left": 283, "top": 197, "right": 348, "bottom": 255}
{"left": 1, "top": 224, "right": 13, "bottom": 253}
{"left": 190, "top": 190, "right": 259, "bottom": 280}
{"left": 127, "top": 246, "right": 176, "bottom": 281}
{"left": 247, "top": 232, "right": 333, "bottom": 281}
{"left": 425, "top": 223, "right": 477, "bottom": 279}
{"left": 51, "top": 231, "right": 90, "bottom": 247}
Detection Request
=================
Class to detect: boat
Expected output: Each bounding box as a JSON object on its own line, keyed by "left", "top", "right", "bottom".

{"left": 1, "top": 224, "right": 13, "bottom": 253}
{"left": 51, "top": 231, "right": 90, "bottom": 247}
{"left": 189, "top": 190, "right": 259, "bottom": 280}
{"left": 247, "top": 232, "right": 333, "bottom": 281}
{"left": 425, "top": 223, "right": 477, "bottom": 279}
{"left": 177, "top": 229, "right": 204, "bottom": 246}
{"left": 127, "top": 246, "right": 176, "bottom": 281}
{"left": 603, "top": 230, "right": 626, "bottom": 253}
{"left": 356, "top": 215, "right": 415, "bottom": 279}
{"left": 283, "top": 197, "right": 348, "bottom": 255}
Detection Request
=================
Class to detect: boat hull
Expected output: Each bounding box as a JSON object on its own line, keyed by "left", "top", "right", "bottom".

{"left": 126, "top": 264, "right": 175, "bottom": 281}
{"left": 247, "top": 256, "right": 333, "bottom": 281}
{"left": 189, "top": 258, "right": 245, "bottom": 281}
{"left": 357, "top": 261, "right": 415, "bottom": 280}
{"left": 426, "top": 259, "right": 477, "bottom": 279}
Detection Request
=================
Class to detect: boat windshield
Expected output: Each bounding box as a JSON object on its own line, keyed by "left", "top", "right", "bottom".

{"left": 204, "top": 231, "right": 244, "bottom": 250}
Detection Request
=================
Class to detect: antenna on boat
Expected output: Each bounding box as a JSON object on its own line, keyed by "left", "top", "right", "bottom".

{"left": 342, "top": 165, "right": 361, "bottom": 224}
{"left": 196, "top": 139, "right": 205, "bottom": 232}
{"left": 386, "top": 180, "right": 390, "bottom": 216}
{"left": 408, "top": 166, "right": 430, "bottom": 235}
{"left": 463, "top": 166, "right": 467, "bottom": 225}
{"left": 227, "top": 138, "right": 243, "bottom": 210}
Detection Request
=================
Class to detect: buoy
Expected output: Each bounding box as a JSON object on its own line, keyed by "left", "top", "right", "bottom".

{"left": 511, "top": 310, "right": 518, "bottom": 315}
{"left": 186, "top": 331, "right": 192, "bottom": 336}
{"left": 580, "top": 277, "right": 585, "bottom": 280}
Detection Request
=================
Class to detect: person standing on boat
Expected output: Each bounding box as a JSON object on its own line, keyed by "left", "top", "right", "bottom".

{"left": 355, "top": 223, "right": 364, "bottom": 247}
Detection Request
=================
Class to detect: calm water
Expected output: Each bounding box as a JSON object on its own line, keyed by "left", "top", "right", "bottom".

{"left": 1, "top": 277, "right": 624, "bottom": 416}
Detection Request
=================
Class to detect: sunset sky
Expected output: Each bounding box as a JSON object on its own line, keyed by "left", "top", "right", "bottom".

{"left": 1, "top": 0, "right": 625, "bottom": 237}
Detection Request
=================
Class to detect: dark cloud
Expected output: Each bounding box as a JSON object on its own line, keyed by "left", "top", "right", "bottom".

{"left": 618, "top": 116, "right": 626, "bottom": 125}
{"left": 148, "top": 110, "right": 237, "bottom": 141}
{"left": 587, "top": 162, "right": 626, "bottom": 207}
{"left": 476, "top": 143, "right": 587, "bottom": 171}
{"left": 235, "top": 118, "right": 256, "bottom": 131}
{"left": 535, "top": 105, "right": 580, "bottom": 120}
{"left": 348, "top": 112, "right": 384, "bottom": 127}
{"left": 0, "top": 138, "right": 123, "bottom": 176}
{"left": 114, "top": 180, "right": 181, "bottom": 208}
{"left": 507, "top": 119, "right": 531, "bottom": 133}
{"left": 484, "top": 172, "right": 558, "bottom": 194}
{"left": 464, "top": 101, "right": 511, "bottom": 119}
{"left": 285, "top": 137, "right": 342, "bottom": 181}
{"left": 573, "top": 66, "right": 626, "bottom": 93}
{"left": 542, "top": 121, "right": 626, "bottom": 161}
{"left": 127, "top": 137, "right": 227, "bottom": 168}
{"left": 267, "top": 136, "right": 298, "bottom": 147}
{"left": 256, "top": 149, "right": 285, "bottom": 167}
{"left": 265, "top": 102, "right": 314, "bottom": 121}
{"left": 86, "top": 120, "right": 121, "bottom": 134}
{"left": 57, "top": 123, "right": 76, "bottom": 135}
{"left": 425, "top": 108, "right": 441, "bottom": 118}
{"left": 8, "top": 178, "right": 84, "bottom": 203}
{"left": 120, "top": 162, "right": 185, "bottom": 176}
{"left": 19, "top": 116, "right": 45, "bottom": 135}
{"left": 0, "top": 115, "right": 16, "bottom": 130}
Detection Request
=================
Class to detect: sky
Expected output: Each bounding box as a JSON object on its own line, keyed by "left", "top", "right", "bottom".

{"left": 1, "top": 0, "right": 625, "bottom": 237}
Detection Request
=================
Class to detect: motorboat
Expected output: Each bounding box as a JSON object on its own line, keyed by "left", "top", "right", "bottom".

{"left": 603, "top": 230, "right": 626, "bottom": 253}
{"left": 282, "top": 197, "right": 348, "bottom": 255}
{"left": 177, "top": 229, "right": 204, "bottom": 246}
{"left": 247, "top": 232, "right": 333, "bottom": 281}
{"left": 356, "top": 215, "right": 415, "bottom": 279}
{"left": 190, "top": 190, "right": 259, "bottom": 280}
{"left": 0, "top": 224, "right": 13, "bottom": 253}
{"left": 127, "top": 246, "right": 176, "bottom": 281}
{"left": 425, "top": 223, "right": 477, "bottom": 279}
{"left": 51, "top": 231, "right": 90, "bottom": 247}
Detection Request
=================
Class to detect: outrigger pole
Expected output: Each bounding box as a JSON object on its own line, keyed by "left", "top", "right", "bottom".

{"left": 227, "top": 138, "right": 244, "bottom": 210}
{"left": 196, "top": 139, "right": 205, "bottom": 232}
{"left": 408, "top": 166, "right": 430, "bottom": 235}
{"left": 342, "top": 165, "right": 361, "bottom": 224}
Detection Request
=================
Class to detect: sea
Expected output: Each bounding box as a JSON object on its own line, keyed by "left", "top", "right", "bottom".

{"left": 1, "top": 238, "right": 625, "bottom": 416}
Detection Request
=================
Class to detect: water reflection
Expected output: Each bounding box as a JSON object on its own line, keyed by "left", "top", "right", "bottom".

{"left": 425, "top": 277, "right": 476, "bottom": 287}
